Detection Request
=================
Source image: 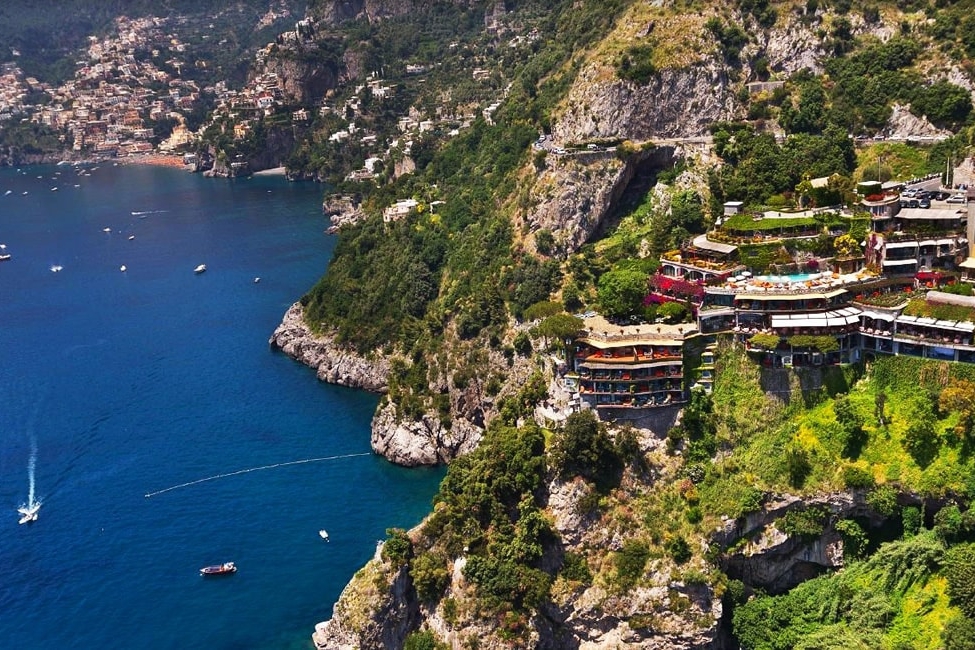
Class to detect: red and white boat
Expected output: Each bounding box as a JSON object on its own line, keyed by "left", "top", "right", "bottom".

{"left": 200, "top": 561, "right": 236, "bottom": 576}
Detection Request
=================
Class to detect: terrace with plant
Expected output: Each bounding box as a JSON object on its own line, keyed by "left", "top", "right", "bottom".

{"left": 902, "top": 293, "right": 975, "bottom": 325}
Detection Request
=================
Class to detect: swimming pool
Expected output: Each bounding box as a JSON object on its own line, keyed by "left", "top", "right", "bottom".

{"left": 754, "top": 273, "right": 821, "bottom": 284}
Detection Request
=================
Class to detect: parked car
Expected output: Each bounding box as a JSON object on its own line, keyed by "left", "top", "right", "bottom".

{"left": 919, "top": 198, "right": 931, "bottom": 208}
{"left": 947, "top": 194, "right": 967, "bottom": 204}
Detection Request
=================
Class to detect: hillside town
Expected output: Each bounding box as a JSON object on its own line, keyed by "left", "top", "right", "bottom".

{"left": 0, "top": 13, "right": 315, "bottom": 162}
{"left": 1, "top": 16, "right": 206, "bottom": 157}
{"left": 1, "top": 9, "right": 519, "bottom": 177}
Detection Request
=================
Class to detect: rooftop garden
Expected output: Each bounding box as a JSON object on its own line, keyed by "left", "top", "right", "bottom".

{"left": 722, "top": 211, "right": 848, "bottom": 233}
{"left": 851, "top": 284, "right": 915, "bottom": 308}
{"left": 710, "top": 214, "right": 870, "bottom": 250}
{"left": 902, "top": 296, "right": 975, "bottom": 324}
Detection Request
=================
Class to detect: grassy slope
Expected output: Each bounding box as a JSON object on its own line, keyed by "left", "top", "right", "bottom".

{"left": 698, "top": 348, "right": 975, "bottom": 647}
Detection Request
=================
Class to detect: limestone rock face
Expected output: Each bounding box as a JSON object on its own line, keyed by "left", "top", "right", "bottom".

{"left": 524, "top": 146, "right": 676, "bottom": 254}
{"left": 756, "top": 18, "right": 829, "bottom": 75}
{"left": 260, "top": 53, "right": 341, "bottom": 105}
{"left": 553, "top": 64, "right": 736, "bottom": 144}
{"left": 323, "top": 195, "right": 366, "bottom": 232}
{"left": 370, "top": 400, "right": 484, "bottom": 466}
{"left": 886, "top": 103, "right": 952, "bottom": 140}
{"left": 312, "top": 561, "right": 421, "bottom": 650}
{"left": 393, "top": 155, "right": 416, "bottom": 179}
{"left": 269, "top": 302, "right": 390, "bottom": 392}
{"left": 271, "top": 303, "right": 537, "bottom": 467}
{"left": 313, "top": 0, "right": 448, "bottom": 25}
{"left": 719, "top": 491, "right": 881, "bottom": 594}
{"left": 525, "top": 151, "right": 631, "bottom": 253}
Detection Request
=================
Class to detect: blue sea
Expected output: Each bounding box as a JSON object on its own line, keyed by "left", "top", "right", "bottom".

{"left": 0, "top": 164, "right": 444, "bottom": 649}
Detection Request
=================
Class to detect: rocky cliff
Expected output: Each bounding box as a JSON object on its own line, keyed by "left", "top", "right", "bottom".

{"left": 270, "top": 302, "right": 537, "bottom": 467}
{"left": 323, "top": 194, "right": 366, "bottom": 233}
{"left": 310, "top": 471, "right": 923, "bottom": 650}
{"left": 270, "top": 302, "right": 390, "bottom": 391}
{"left": 370, "top": 400, "right": 484, "bottom": 467}
{"left": 312, "top": 427, "right": 726, "bottom": 650}
{"left": 259, "top": 51, "right": 342, "bottom": 105}
{"left": 522, "top": 146, "right": 676, "bottom": 254}
{"left": 312, "top": 0, "right": 420, "bottom": 25}
{"left": 553, "top": 65, "right": 737, "bottom": 144}
{"left": 286, "top": 3, "right": 975, "bottom": 648}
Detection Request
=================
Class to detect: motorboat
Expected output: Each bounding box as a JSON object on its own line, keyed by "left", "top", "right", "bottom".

{"left": 50, "top": 265, "right": 63, "bottom": 273}
{"left": 319, "top": 529, "right": 329, "bottom": 542}
{"left": 128, "top": 235, "right": 135, "bottom": 241}
{"left": 102, "top": 227, "right": 111, "bottom": 233}
{"left": 0, "top": 254, "right": 10, "bottom": 262}
{"left": 17, "top": 503, "right": 40, "bottom": 525}
{"left": 200, "top": 561, "right": 236, "bottom": 576}
{"left": 194, "top": 264, "right": 207, "bottom": 274}
{"left": 120, "top": 265, "right": 126, "bottom": 272}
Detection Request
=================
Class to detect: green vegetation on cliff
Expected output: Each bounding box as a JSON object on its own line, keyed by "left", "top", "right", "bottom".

{"left": 734, "top": 531, "right": 954, "bottom": 650}
{"left": 366, "top": 348, "right": 975, "bottom": 647}
{"left": 301, "top": 0, "right": 632, "bottom": 352}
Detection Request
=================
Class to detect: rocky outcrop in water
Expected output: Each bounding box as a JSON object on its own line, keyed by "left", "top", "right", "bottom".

{"left": 312, "top": 448, "right": 725, "bottom": 650}
{"left": 269, "top": 302, "right": 390, "bottom": 392}
{"left": 0, "top": 149, "right": 66, "bottom": 167}
{"left": 270, "top": 303, "right": 538, "bottom": 467}
{"left": 313, "top": 560, "right": 422, "bottom": 650}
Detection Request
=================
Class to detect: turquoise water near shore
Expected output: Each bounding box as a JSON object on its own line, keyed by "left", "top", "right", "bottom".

{"left": 0, "top": 164, "right": 443, "bottom": 649}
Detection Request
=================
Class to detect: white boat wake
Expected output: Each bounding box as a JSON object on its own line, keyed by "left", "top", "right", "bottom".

{"left": 18, "top": 435, "right": 41, "bottom": 524}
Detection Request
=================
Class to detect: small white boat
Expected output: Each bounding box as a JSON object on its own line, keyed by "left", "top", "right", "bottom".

{"left": 120, "top": 265, "right": 127, "bottom": 272}
{"left": 51, "top": 187, "right": 57, "bottom": 191}
{"left": 319, "top": 529, "right": 329, "bottom": 542}
{"left": 253, "top": 277, "right": 260, "bottom": 283}
{"left": 194, "top": 264, "right": 207, "bottom": 274}
{"left": 128, "top": 235, "right": 135, "bottom": 241}
{"left": 102, "top": 227, "right": 111, "bottom": 233}
{"left": 17, "top": 503, "right": 40, "bottom": 525}
{"left": 50, "top": 265, "right": 63, "bottom": 273}
{"left": 4, "top": 190, "right": 11, "bottom": 195}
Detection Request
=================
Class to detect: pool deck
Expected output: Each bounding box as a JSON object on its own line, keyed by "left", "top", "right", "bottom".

{"left": 714, "top": 270, "right": 880, "bottom": 295}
